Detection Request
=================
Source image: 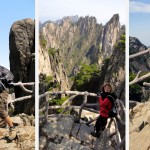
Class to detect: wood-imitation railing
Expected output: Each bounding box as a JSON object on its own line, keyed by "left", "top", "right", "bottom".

{"left": 7, "top": 82, "right": 35, "bottom": 111}
{"left": 39, "top": 91, "right": 125, "bottom": 150}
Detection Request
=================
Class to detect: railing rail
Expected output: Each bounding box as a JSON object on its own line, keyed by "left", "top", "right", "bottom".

{"left": 7, "top": 82, "right": 35, "bottom": 111}
{"left": 39, "top": 90, "right": 125, "bottom": 149}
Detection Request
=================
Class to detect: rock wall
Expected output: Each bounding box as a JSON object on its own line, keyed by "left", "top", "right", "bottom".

{"left": 39, "top": 45, "right": 51, "bottom": 76}
{"left": 103, "top": 36, "right": 125, "bottom": 100}
{"left": 129, "top": 36, "right": 150, "bottom": 73}
{"left": 40, "top": 14, "right": 121, "bottom": 77}
{"left": 129, "top": 37, "right": 150, "bottom": 102}
{"left": 9, "top": 18, "right": 35, "bottom": 114}
{"left": 39, "top": 45, "right": 70, "bottom": 92}
{"left": 39, "top": 14, "right": 125, "bottom": 101}
{"left": 130, "top": 101, "right": 150, "bottom": 150}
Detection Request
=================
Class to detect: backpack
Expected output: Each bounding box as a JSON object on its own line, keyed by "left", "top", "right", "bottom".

{"left": 107, "top": 93, "right": 118, "bottom": 118}
{"left": 0, "top": 65, "right": 14, "bottom": 93}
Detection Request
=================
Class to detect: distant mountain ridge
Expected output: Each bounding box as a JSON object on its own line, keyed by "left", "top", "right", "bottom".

{"left": 40, "top": 15, "right": 79, "bottom": 28}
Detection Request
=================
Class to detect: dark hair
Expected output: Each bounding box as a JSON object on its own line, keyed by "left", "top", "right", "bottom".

{"left": 101, "top": 83, "right": 113, "bottom": 92}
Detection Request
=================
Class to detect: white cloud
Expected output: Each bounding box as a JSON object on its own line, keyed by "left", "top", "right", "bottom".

{"left": 130, "top": 1, "right": 150, "bottom": 13}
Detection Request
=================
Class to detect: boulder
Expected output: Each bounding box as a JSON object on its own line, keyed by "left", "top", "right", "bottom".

{"left": 9, "top": 18, "right": 35, "bottom": 114}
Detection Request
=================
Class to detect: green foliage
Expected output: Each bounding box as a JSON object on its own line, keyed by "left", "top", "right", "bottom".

{"left": 48, "top": 48, "right": 56, "bottom": 56}
{"left": 129, "top": 72, "right": 150, "bottom": 101}
{"left": 39, "top": 74, "right": 61, "bottom": 92}
{"left": 44, "top": 76, "right": 53, "bottom": 83}
{"left": 72, "top": 63, "right": 100, "bottom": 90}
{"left": 130, "top": 72, "right": 150, "bottom": 82}
{"left": 104, "top": 58, "right": 110, "bottom": 64}
{"left": 129, "top": 73, "right": 142, "bottom": 100}
{"left": 55, "top": 83, "right": 61, "bottom": 89}
{"left": 40, "top": 37, "right": 47, "bottom": 48}
{"left": 50, "top": 96, "right": 69, "bottom": 114}
{"left": 50, "top": 96, "right": 69, "bottom": 113}
{"left": 114, "top": 34, "right": 125, "bottom": 52}
{"left": 50, "top": 96, "right": 69, "bottom": 105}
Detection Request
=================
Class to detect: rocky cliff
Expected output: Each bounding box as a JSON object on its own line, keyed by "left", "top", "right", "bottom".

{"left": 130, "top": 101, "right": 150, "bottom": 150}
{"left": 103, "top": 34, "right": 125, "bottom": 100}
{"left": 39, "top": 14, "right": 126, "bottom": 149}
{"left": 9, "top": 18, "right": 35, "bottom": 114}
{"left": 129, "top": 36, "right": 150, "bottom": 73}
{"left": 39, "top": 14, "right": 125, "bottom": 99}
{"left": 129, "top": 37, "right": 150, "bottom": 102}
{"left": 39, "top": 45, "right": 70, "bottom": 93}
{"left": 40, "top": 14, "right": 121, "bottom": 77}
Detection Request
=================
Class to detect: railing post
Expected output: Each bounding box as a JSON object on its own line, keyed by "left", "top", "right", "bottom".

{"left": 77, "top": 91, "right": 88, "bottom": 123}
{"left": 45, "top": 94, "right": 49, "bottom": 123}
{"left": 113, "top": 118, "right": 121, "bottom": 148}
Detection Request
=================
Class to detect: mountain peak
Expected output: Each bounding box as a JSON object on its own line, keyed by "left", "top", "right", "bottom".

{"left": 106, "top": 14, "right": 119, "bottom": 25}
{"left": 55, "top": 15, "right": 79, "bottom": 25}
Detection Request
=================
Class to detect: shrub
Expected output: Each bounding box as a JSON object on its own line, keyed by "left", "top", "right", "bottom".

{"left": 40, "top": 38, "right": 47, "bottom": 48}
{"left": 48, "top": 48, "right": 56, "bottom": 56}
{"left": 44, "top": 76, "right": 53, "bottom": 83}
{"left": 72, "top": 63, "right": 100, "bottom": 90}
{"left": 114, "top": 34, "right": 125, "bottom": 52}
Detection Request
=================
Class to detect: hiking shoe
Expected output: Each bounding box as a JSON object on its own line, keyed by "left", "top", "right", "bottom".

{"left": 91, "top": 131, "right": 100, "bottom": 138}
{"left": 8, "top": 127, "right": 17, "bottom": 140}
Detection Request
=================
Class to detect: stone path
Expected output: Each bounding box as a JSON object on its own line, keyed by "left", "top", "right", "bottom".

{"left": 0, "top": 114, "right": 35, "bottom": 150}
{"left": 40, "top": 115, "right": 114, "bottom": 150}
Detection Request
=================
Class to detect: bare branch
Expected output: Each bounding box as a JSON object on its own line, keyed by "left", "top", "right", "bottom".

{"left": 129, "top": 71, "right": 150, "bottom": 85}
{"left": 129, "top": 48, "right": 150, "bottom": 59}
{"left": 143, "top": 82, "right": 150, "bottom": 87}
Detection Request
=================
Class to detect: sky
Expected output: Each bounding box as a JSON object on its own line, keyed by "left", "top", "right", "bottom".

{"left": 0, "top": 0, "right": 35, "bottom": 69}
{"left": 130, "top": 0, "right": 150, "bottom": 46}
{"left": 39, "top": 0, "right": 126, "bottom": 25}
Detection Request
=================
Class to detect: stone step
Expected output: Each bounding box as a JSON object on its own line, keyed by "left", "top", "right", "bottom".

{"left": 0, "top": 126, "right": 35, "bottom": 150}
{"left": 71, "top": 123, "right": 95, "bottom": 145}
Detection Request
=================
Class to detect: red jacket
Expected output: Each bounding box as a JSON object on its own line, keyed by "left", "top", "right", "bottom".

{"left": 99, "top": 96, "right": 112, "bottom": 118}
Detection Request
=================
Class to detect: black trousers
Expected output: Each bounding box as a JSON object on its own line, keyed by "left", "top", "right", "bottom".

{"left": 95, "top": 115, "right": 108, "bottom": 133}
